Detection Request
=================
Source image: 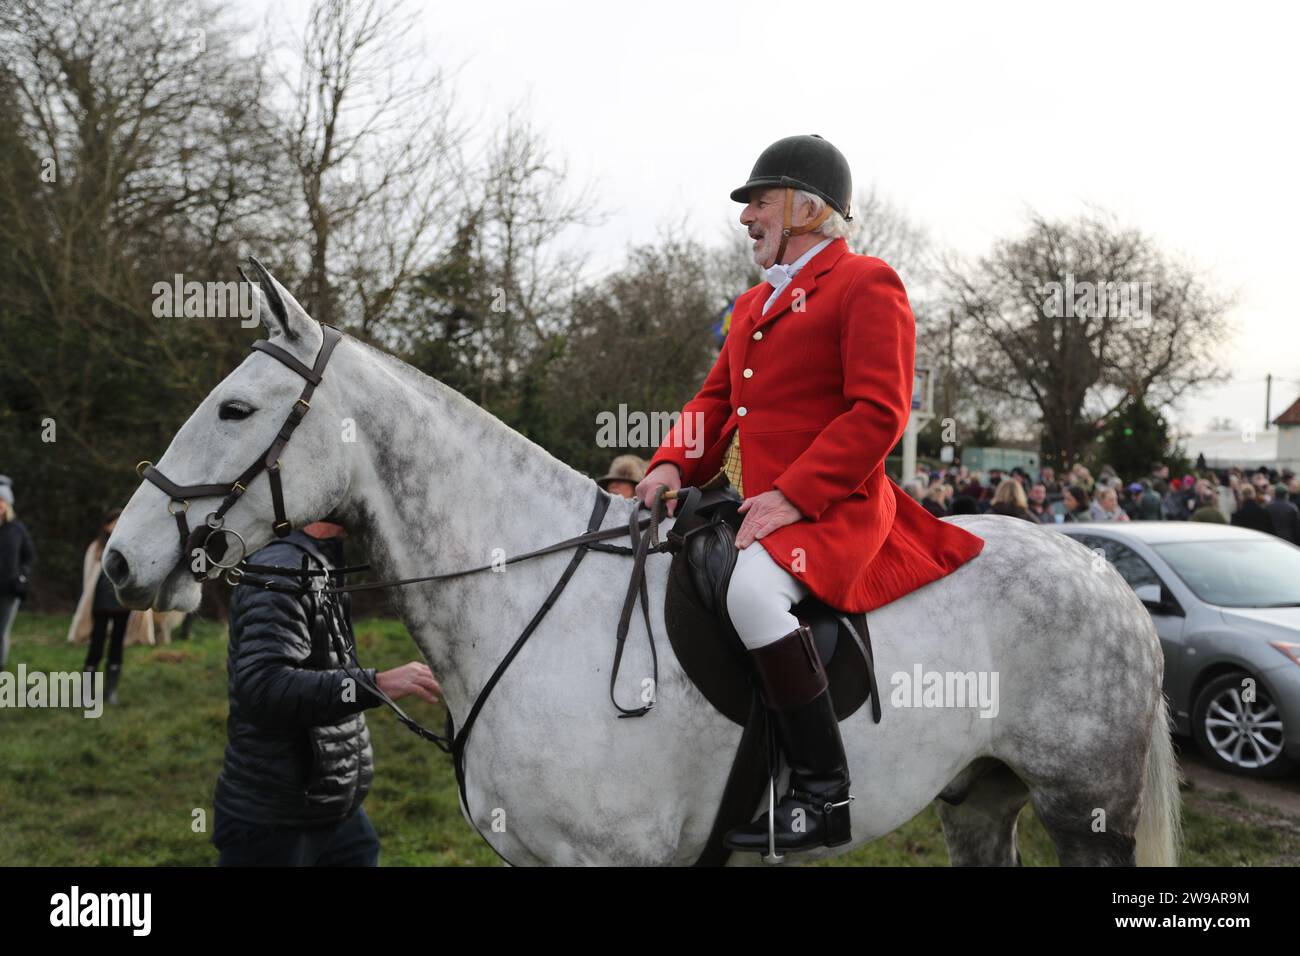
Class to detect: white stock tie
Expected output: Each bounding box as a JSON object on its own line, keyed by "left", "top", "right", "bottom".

{"left": 763, "top": 263, "right": 795, "bottom": 290}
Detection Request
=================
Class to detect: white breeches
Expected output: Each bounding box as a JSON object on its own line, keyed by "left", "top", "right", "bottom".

{"left": 724, "top": 542, "right": 810, "bottom": 650}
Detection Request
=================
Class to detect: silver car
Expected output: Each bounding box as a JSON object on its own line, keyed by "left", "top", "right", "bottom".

{"left": 1050, "top": 521, "right": 1300, "bottom": 778}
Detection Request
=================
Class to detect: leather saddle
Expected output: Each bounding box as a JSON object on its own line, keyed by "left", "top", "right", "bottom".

{"left": 650, "top": 484, "right": 884, "bottom": 865}
{"left": 661, "top": 486, "right": 882, "bottom": 727}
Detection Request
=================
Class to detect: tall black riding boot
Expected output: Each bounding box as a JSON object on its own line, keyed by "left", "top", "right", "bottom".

{"left": 723, "top": 624, "right": 853, "bottom": 853}
{"left": 105, "top": 663, "right": 122, "bottom": 705}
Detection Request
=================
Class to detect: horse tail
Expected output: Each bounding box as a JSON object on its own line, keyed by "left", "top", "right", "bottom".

{"left": 1135, "top": 692, "right": 1184, "bottom": 866}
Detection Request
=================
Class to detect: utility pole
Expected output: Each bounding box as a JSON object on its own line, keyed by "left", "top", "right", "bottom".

{"left": 903, "top": 369, "right": 934, "bottom": 483}
{"left": 1265, "top": 373, "right": 1273, "bottom": 430}
{"left": 945, "top": 310, "right": 955, "bottom": 423}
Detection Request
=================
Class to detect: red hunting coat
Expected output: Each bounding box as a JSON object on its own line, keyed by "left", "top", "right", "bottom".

{"left": 647, "top": 238, "right": 984, "bottom": 613}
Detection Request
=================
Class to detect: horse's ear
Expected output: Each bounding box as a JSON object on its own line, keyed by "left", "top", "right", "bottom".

{"left": 241, "top": 256, "right": 314, "bottom": 343}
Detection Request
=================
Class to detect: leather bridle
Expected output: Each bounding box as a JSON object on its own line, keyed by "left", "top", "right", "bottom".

{"left": 135, "top": 323, "right": 344, "bottom": 581}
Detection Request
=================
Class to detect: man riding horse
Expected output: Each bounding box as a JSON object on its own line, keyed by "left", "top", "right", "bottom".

{"left": 636, "top": 134, "right": 985, "bottom": 854}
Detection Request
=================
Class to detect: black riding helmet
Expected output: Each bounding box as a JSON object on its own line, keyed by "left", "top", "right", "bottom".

{"left": 730, "top": 134, "right": 853, "bottom": 221}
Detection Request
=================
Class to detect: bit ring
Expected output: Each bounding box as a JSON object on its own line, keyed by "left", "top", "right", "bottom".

{"left": 204, "top": 526, "right": 247, "bottom": 570}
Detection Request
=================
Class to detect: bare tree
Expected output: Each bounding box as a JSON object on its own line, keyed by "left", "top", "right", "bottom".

{"left": 708, "top": 227, "right": 761, "bottom": 302}
{"left": 0, "top": 0, "right": 289, "bottom": 600}
{"left": 471, "top": 109, "right": 597, "bottom": 405}
{"left": 0, "top": 0, "right": 283, "bottom": 452}
{"left": 942, "top": 209, "right": 1235, "bottom": 467}
{"left": 271, "top": 0, "right": 463, "bottom": 332}
{"left": 541, "top": 232, "right": 723, "bottom": 474}
{"left": 846, "top": 183, "right": 933, "bottom": 288}
{"left": 393, "top": 109, "right": 599, "bottom": 441}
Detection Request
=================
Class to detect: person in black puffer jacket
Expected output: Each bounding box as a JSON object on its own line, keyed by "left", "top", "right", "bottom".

{"left": 213, "top": 521, "right": 441, "bottom": 866}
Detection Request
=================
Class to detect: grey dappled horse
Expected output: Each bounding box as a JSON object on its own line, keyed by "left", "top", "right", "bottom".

{"left": 106, "top": 266, "right": 1182, "bottom": 866}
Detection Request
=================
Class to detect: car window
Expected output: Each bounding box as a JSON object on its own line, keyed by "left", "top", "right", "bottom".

{"left": 1102, "top": 541, "right": 1163, "bottom": 590}
{"left": 1070, "top": 533, "right": 1106, "bottom": 554}
{"left": 1154, "top": 538, "right": 1300, "bottom": 607}
{"left": 1070, "top": 534, "right": 1162, "bottom": 590}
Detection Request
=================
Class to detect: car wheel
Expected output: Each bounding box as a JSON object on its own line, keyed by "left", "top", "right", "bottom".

{"left": 1191, "top": 671, "right": 1296, "bottom": 779}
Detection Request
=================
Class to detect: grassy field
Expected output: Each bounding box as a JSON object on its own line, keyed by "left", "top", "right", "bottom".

{"left": 1, "top": 610, "right": 1295, "bottom": 866}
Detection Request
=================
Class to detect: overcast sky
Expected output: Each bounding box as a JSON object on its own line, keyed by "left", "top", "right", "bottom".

{"left": 250, "top": 0, "right": 1300, "bottom": 438}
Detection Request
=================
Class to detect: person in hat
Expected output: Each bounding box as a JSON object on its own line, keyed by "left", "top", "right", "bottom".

{"left": 1121, "top": 482, "right": 1144, "bottom": 520}
{"left": 636, "top": 134, "right": 985, "bottom": 855}
{"left": 596, "top": 455, "right": 647, "bottom": 499}
{"left": 0, "top": 477, "right": 36, "bottom": 670}
{"left": 1140, "top": 480, "right": 1164, "bottom": 521}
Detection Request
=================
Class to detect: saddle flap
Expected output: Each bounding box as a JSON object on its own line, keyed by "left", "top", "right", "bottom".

{"left": 662, "top": 497, "right": 878, "bottom": 727}
{"left": 793, "top": 598, "right": 840, "bottom": 664}
{"left": 684, "top": 520, "right": 738, "bottom": 616}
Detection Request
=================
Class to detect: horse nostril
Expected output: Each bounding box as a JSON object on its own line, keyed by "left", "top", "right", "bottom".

{"left": 103, "top": 548, "right": 130, "bottom": 586}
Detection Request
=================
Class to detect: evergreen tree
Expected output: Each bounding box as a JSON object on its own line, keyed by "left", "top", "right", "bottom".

{"left": 1098, "top": 395, "right": 1173, "bottom": 479}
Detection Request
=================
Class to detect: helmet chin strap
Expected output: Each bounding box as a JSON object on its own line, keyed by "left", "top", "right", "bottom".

{"left": 773, "top": 186, "right": 833, "bottom": 264}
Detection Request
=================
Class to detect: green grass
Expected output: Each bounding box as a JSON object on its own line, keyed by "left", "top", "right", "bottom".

{"left": 1, "top": 611, "right": 1294, "bottom": 866}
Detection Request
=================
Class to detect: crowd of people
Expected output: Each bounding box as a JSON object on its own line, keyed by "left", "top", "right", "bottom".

{"left": 900, "top": 460, "right": 1300, "bottom": 543}
{"left": 594, "top": 452, "right": 1300, "bottom": 546}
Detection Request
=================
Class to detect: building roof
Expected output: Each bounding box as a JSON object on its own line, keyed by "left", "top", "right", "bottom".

{"left": 1275, "top": 396, "right": 1300, "bottom": 427}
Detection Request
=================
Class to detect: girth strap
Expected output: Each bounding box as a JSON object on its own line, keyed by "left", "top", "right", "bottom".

{"left": 840, "top": 611, "right": 882, "bottom": 724}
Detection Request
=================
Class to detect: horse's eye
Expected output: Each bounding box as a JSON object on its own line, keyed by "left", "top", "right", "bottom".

{"left": 219, "top": 401, "right": 254, "bottom": 421}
